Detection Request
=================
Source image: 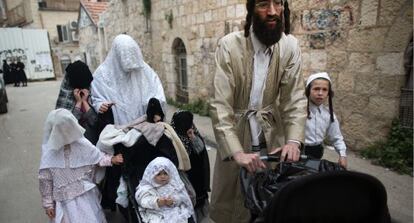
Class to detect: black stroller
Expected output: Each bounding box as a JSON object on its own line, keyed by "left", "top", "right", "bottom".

{"left": 240, "top": 155, "right": 391, "bottom": 223}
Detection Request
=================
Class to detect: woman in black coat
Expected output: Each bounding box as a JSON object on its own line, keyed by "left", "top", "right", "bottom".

{"left": 171, "top": 110, "right": 211, "bottom": 222}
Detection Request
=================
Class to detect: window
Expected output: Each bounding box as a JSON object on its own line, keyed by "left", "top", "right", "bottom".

{"left": 173, "top": 38, "right": 188, "bottom": 103}
{"left": 56, "top": 25, "right": 69, "bottom": 42}
{"left": 399, "top": 38, "right": 413, "bottom": 128}
{"left": 60, "top": 56, "right": 71, "bottom": 75}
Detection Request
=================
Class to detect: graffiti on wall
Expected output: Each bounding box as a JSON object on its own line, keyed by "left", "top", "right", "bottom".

{"left": 0, "top": 48, "right": 53, "bottom": 73}
{"left": 308, "top": 30, "right": 342, "bottom": 49}
{"left": 34, "top": 51, "right": 53, "bottom": 73}
{"left": 300, "top": 6, "right": 354, "bottom": 49}
{"left": 0, "top": 48, "right": 28, "bottom": 63}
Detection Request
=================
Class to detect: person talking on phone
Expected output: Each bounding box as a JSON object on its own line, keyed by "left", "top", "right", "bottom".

{"left": 55, "top": 60, "right": 99, "bottom": 145}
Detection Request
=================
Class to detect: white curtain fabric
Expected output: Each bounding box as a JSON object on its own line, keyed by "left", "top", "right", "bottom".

{"left": 91, "top": 34, "right": 166, "bottom": 125}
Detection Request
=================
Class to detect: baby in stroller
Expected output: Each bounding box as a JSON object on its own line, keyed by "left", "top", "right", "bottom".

{"left": 97, "top": 98, "right": 193, "bottom": 222}
{"left": 135, "top": 157, "right": 194, "bottom": 223}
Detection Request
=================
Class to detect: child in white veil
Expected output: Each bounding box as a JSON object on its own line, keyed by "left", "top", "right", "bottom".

{"left": 135, "top": 157, "right": 194, "bottom": 223}
{"left": 38, "top": 109, "right": 123, "bottom": 222}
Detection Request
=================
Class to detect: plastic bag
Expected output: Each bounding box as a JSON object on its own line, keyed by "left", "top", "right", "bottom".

{"left": 240, "top": 159, "right": 344, "bottom": 215}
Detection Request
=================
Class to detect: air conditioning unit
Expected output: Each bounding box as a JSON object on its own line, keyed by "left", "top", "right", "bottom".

{"left": 69, "top": 20, "right": 78, "bottom": 30}
{"left": 71, "top": 31, "right": 79, "bottom": 41}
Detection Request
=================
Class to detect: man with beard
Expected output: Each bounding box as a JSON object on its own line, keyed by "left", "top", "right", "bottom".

{"left": 209, "top": 0, "right": 307, "bottom": 222}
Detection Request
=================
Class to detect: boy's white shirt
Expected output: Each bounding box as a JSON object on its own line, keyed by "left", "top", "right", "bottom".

{"left": 305, "top": 102, "right": 347, "bottom": 157}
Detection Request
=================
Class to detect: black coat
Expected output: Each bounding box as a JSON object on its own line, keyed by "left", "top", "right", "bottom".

{"left": 2, "top": 62, "right": 13, "bottom": 84}
{"left": 122, "top": 134, "right": 178, "bottom": 188}
{"left": 185, "top": 136, "right": 210, "bottom": 208}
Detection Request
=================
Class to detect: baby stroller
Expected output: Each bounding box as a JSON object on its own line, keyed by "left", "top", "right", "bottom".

{"left": 240, "top": 154, "right": 391, "bottom": 223}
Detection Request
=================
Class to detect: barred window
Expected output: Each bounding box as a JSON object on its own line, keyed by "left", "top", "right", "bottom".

{"left": 173, "top": 38, "right": 188, "bottom": 103}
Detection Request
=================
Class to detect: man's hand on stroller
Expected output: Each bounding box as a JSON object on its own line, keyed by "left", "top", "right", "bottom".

{"left": 111, "top": 154, "right": 124, "bottom": 165}
{"left": 269, "top": 142, "right": 300, "bottom": 162}
{"left": 233, "top": 151, "right": 266, "bottom": 173}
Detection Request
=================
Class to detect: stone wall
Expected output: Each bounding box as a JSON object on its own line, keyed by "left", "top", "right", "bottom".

{"left": 96, "top": 0, "right": 413, "bottom": 149}
{"left": 100, "top": 0, "right": 246, "bottom": 100}
{"left": 290, "top": 0, "right": 412, "bottom": 149}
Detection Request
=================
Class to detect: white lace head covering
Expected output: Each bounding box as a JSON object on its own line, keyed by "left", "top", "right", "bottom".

{"left": 140, "top": 157, "right": 183, "bottom": 189}
{"left": 39, "top": 109, "right": 103, "bottom": 169}
{"left": 91, "top": 34, "right": 166, "bottom": 125}
{"left": 43, "top": 108, "right": 85, "bottom": 150}
{"left": 136, "top": 157, "right": 194, "bottom": 219}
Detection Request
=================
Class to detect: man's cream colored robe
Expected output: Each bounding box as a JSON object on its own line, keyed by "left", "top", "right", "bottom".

{"left": 209, "top": 31, "right": 307, "bottom": 223}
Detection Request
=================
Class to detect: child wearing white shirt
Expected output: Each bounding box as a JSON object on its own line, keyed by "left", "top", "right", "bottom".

{"left": 304, "top": 72, "right": 347, "bottom": 168}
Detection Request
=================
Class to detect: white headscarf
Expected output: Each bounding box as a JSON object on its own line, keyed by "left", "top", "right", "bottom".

{"left": 43, "top": 108, "right": 85, "bottom": 150}
{"left": 91, "top": 34, "right": 166, "bottom": 125}
{"left": 39, "top": 109, "right": 103, "bottom": 169}
{"left": 136, "top": 157, "right": 193, "bottom": 221}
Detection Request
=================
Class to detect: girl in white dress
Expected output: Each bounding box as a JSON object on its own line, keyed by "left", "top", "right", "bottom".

{"left": 38, "top": 109, "right": 123, "bottom": 223}
{"left": 135, "top": 157, "right": 194, "bottom": 223}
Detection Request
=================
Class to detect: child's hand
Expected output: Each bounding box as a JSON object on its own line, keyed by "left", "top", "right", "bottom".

{"left": 111, "top": 154, "right": 123, "bottom": 165}
{"left": 45, "top": 208, "right": 55, "bottom": 219}
{"left": 165, "top": 197, "right": 174, "bottom": 206}
{"left": 73, "top": 88, "right": 82, "bottom": 102}
{"left": 99, "top": 102, "right": 114, "bottom": 113}
{"left": 157, "top": 197, "right": 167, "bottom": 207}
{"left": 80, "top": 89, "right": 90, "bottom": 101}
{"left": 338, "top": 156, "right": 347, "bottom": 169}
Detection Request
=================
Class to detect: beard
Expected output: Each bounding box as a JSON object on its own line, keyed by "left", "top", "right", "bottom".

{"left": 252, "top": 14, "right": 284, "bottom": 47}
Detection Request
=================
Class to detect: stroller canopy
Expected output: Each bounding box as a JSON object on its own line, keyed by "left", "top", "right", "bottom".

{"left": 263, "top": 170, "right": 391, "bottom": 223}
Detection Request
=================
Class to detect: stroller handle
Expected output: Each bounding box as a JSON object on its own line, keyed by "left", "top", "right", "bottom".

{"left": 260, "top": 154, "right": 308, "bottom": 162}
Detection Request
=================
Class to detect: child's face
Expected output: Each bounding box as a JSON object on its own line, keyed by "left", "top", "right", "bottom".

{"left": 153, "top": 114, "right": 162, "bottom": 123}
{"left": 154, "top": 170, "right": 170, "bottom": 186}
{"left": 309, "top": 79, "right": 330, "bottom": 106}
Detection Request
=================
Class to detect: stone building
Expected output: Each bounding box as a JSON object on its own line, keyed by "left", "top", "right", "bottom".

{"left": 0, "top": 0, "right": 82, "bottom": 78}
{"left": 82, "top": 0, "right": 413, "bottom": 150}
{"left": 78, "top": 0, "right": 109, "bottom": 72}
